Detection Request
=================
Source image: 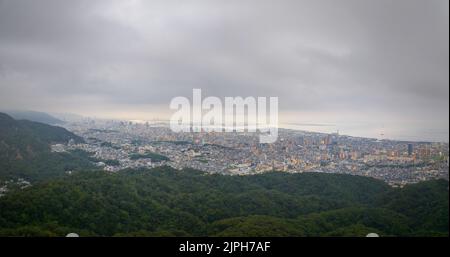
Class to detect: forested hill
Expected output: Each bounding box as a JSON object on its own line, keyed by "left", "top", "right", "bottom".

{"left": 0, "top": 112, "right": 90, "bottom": 181}
{"left": 0, "top": 167, "right": 447, "bottom": 237}
{"left": 0, "top": 112, "right": 83, "bottom": 161}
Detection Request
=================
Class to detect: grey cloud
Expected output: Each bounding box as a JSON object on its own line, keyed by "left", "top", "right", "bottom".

{"left": 0, "top": 0, "right": 448, "bottom": 141}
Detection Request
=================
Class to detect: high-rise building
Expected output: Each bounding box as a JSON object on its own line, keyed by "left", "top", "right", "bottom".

{"left": 298, "top": 136, "right": 304, "bottom": 146}
{"left": 408, "top": 143, "right": 413, "bottom": 156}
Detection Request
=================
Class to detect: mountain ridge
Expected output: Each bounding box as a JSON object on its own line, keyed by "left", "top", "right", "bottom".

{"left": 0, "top": 112, "right": 83, "bottom": 161}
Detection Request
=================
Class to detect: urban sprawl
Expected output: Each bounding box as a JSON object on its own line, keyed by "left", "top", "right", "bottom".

{"left": 51, "top": 119, "right": 449, "bottom": 187}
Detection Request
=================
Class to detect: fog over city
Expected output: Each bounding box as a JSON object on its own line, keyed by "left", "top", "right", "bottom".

{"left": 0, "top": 0, "right": 448, "bottom": 141}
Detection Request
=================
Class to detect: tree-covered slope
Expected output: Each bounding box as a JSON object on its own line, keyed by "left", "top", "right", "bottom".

{"left": 0, "top": 112, "right": 82, "bottom": 160}
{"left": 0, "top": 167, "right": 447, "bottom": 237}
{"left": 0, "top": 113, "right": 49, "bottom": 160}
{"left": 377, "top": 179, "right": 449, "bottom": 235}
{"left": 0, "top": 112, "right": 89, "bottom": 181}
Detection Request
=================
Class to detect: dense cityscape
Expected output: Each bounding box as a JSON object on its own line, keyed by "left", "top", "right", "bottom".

{"left": 50, "top": 118, "right": 449, "bottom": 187}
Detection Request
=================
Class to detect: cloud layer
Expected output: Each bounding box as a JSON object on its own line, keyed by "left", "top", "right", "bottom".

{"left": 0, "top": 0, "right": 448, "bottom": 141}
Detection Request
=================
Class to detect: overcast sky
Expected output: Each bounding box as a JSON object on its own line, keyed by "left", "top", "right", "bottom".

{"left": 0, "top": 0, "right": 448, "bottom": 141}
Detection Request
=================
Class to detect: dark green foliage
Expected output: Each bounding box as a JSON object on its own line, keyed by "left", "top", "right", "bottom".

{"left": 102, "top": 159, "right": 120, "bottom": 166}
{"left": 0, "top": 167, "right": 447, "bottom": 237}
{"left": 100, "top": 142, "right": 113, "bottom": 147}
{"left": 0, "top": 111, "right": 448, "bottom": 237}
{"left": 0, "top": 113, "right": 82, "bottom": 149}
{"left": 0, "top": 112, "right": 87, "bottom": 181}
{"left": 208, "top": 216, "right": 306, "bottom": 236}
{"left": 0, "top": 112, "right": 82, "bottom": 161}
{"left": 294, "top": 207, "right": 411, "bottom": 236}
{"left": 0, "top": 113, "right": 50, "bottom": 161}
{"left": 377, "top": 179, "right": 449, "bottom": 234}
{"left": 129, "top": 152, "right": 170, "bottom": 162}
{"left": 0, "top": 150, "right": 96, "bottom": 182}
{"left": 18, "top": 120, "right": 83, "bottom": 144}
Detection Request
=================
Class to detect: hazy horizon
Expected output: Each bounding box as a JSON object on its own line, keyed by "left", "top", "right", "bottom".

{"left": 0, "top": 108, "right": 447, "bottom": 143}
